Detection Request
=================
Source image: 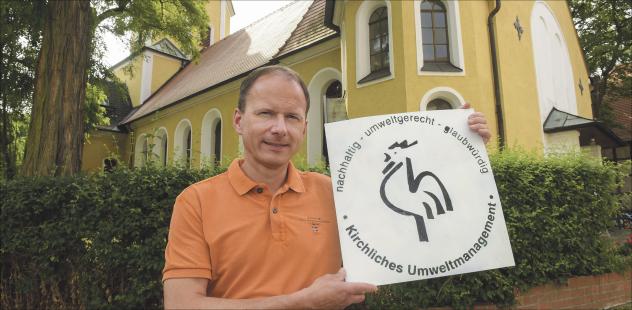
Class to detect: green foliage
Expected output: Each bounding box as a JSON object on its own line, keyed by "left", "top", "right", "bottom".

{"left": 569, "top": 0, "right": 632, "bottom": 124}
{"left": 1, "top": 151, "right": 629, "bottom": 309}
{"left": 84, "top": 83, "right": 110, "bottom": 135}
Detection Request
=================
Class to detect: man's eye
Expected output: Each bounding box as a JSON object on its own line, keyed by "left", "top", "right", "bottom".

{"left": 287, "top": 114, "right": 301, "bottom": 120}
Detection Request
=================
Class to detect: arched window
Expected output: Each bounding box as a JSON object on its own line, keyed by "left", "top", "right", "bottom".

{"left": 142, "top": 137, "right": 149, "bottom": 164}
{"left": 415, "top": 0, "right": 464, "bottom": 73}
{"left": 419, "top": 87, "right": 465, "bottom": 111}
{"left": 323, "top": 81, "right": 343, "bottom": 165}
{"left": 134, "top": 134, "right": 149, "bottom": 168}
{"left": 174, "top": 119, "right": 193, "bottom": 168}
{"left": 213, "top": 119, "right": 222, "bottom": 165}
{"left": 369, "top": 7, "right": 389, "bottom": 74}
{"left": 356, "top": 1, "right": 393, "bottom": 84}
{"left": 426, "top": 98, "right": 453, "bottom": 110}
{"left": 421, "top": 1, "right": 449, "bottom": 63}
{"left": 201, "top": 109, "right": 222, "bottom": 167}
{"left": 154, "top": 128, "right": 168, "bottom": 167}
{"left": 185, "top": 127, "right": 192, "bottom": 168}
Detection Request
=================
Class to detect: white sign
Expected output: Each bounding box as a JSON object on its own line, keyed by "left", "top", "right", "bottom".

{"left": 325, "top": 110, "right": 515, "bottom": 286}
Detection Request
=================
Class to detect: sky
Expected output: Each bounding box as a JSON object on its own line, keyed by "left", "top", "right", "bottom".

{"left": 102, "top": 0, "right": 292, "bottom": 67}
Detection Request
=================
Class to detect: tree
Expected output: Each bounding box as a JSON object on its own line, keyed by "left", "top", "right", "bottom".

{"left": 0, "top": 1, "right": 41, "bottom": 180}
{"left": 570, "top": 0, "right": 632, "bottom": 125}
{"left": 19, "top": 0, "right": 209, "bottom": 177}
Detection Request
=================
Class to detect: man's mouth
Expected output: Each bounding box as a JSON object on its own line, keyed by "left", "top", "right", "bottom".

{"left": 263, "top": 141, "right": 290, "bottom": 148}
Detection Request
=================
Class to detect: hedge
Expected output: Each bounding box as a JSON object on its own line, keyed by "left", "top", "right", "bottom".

{"left": 1, "top": 152, "right": 629, "bottom": 309}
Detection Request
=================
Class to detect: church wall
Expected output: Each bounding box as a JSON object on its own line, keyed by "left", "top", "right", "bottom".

{"left": 113, "top": 56, "right": 143, "bottom": 108}
{"left": 81, "top": 131, "right": 128, "bottom": 172}
{"left": 151, "top": 53, "right": 182, "bottom": 94}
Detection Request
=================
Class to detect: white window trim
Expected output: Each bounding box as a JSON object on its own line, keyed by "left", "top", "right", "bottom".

{"left": 414, "top": 0, "right": 465, "bottom": 76}
{"left": 154, "top": 127, "right": 169, "bottom": 166}
{"left": 174, "top": 119, "right": 193, "bottom": 165}
{"left": 307, "top": 68, "right": 343, "bottom": 165}
{"left": 419, "top": 87, "right": 465, "bottom": 111}
{"left": 134, "top": 133, "right": 148, "bottom": 168}
{"left": 355, "top": 0, "right": 395, "bottom": 87}
{"left": 220, "top": 0, "right": 227, "bottom": 39}
{"left": 200, "top": 108, "right": 223, "bottom": 167}
{"left": 208, "top": 24, "right": 215, "bottom": 45}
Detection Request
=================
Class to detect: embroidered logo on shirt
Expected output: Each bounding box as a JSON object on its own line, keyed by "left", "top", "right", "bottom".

{"left": 302, "top": 217, "right": 331, "bottom": 233}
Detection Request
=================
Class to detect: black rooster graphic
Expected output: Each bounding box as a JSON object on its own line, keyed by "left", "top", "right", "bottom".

{"left": 379, "top": 140, "right": 453, "bottom": 242}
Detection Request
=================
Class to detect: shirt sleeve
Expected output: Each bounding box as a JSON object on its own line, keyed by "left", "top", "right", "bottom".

{"left": 162, "top": 187, "right": 213, "bottom": 281}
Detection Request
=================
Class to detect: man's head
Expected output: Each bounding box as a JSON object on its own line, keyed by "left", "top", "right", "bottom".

{"left": 238, "top": 65, "right": 310, "bottom": 115}
{"left": 233, "top": 66, "right": 309, "bottom": 171}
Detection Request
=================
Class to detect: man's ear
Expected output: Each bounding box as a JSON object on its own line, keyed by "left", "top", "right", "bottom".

{"left": 233, "top": 108, "right": 243, "bottom": 135}
{"left": 303, "top": 119, "right": 308, "bottom": 136}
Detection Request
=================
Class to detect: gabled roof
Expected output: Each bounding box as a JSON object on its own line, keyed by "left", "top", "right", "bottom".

{"left": 543, "top": 108, "right": 624, "bottom": 148}
{"left": 150, "top": 38, "right": 187, "bottom": 59}
{"left": 121, "top": 0, "right": 314, "bottom": 125}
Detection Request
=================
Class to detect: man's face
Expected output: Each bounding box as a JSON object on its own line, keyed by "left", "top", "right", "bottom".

{"left": 233, "top": 73, "right": 308, "bottom": 170}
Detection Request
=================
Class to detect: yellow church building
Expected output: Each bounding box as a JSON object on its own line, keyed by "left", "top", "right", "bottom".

{"left": 81, "top": 0, "right": 623, "bottom": 172}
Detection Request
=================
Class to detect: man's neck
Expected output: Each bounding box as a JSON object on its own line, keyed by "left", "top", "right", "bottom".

{"left": 240, "top": 159, "right": 288, "bottom": 194}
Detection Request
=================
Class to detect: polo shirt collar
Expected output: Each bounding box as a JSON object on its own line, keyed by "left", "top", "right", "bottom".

{"left": 228, "top": 159, "right": 305, "bottom": 195}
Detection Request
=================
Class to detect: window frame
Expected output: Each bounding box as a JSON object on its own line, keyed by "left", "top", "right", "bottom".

{"left": 355, "top": 0, "right": 395, "bottom": 86}
{"left": 414, "top": 0, "right": 465, "bottom": 76}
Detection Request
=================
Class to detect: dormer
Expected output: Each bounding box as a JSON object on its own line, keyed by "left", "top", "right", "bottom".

{"left": 111, "top": 39, "right": 188, "bottom": 107}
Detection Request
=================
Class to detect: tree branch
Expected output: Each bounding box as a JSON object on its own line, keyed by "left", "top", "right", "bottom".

{"left": 96, "top": 0, "right": 131, "bottom": 25}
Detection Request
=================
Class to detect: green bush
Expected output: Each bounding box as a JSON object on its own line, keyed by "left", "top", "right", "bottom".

{"left": 1, "top": 152, "right": 629, "bottom": 309}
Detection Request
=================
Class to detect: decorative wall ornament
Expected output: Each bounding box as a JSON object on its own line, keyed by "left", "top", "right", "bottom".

{"left": 514, "top": 16, "right": 524, "bottom": 40}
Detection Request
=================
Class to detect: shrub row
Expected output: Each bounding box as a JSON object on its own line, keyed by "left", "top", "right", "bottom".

{"left": 1, "top": 152, "right": 629, "bottom": 309}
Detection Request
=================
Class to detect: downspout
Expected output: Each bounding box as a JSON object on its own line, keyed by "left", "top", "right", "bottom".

{"left": 487, "top": 0, "right": 505, "bottom": 149}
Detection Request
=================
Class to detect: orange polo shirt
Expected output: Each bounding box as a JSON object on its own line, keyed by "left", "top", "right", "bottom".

{"left": 162, "top": 159, "right": 342, "bottom": 298}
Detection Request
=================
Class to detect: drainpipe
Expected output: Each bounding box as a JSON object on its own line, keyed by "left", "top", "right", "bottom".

{"left": 487, "top": 0, "right": 505, "bottom": 149}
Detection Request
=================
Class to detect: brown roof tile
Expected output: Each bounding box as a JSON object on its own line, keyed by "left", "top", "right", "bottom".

{"left": 122, "top": 0, "right": 313, "bottom": 124}
{"left": 276, "top": 0, "right": 338, "bottom": 57}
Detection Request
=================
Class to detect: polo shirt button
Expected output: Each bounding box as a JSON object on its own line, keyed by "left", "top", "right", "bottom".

{"left": 256, "top": 187, "right": 263, "bottom": 193}
{"left": 272, "top": 207, "right": 278, "bottom": 214}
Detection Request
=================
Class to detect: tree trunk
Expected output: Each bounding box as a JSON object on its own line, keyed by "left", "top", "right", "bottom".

{"left": 21, "top": 1, "right": 93, "bottom": 177}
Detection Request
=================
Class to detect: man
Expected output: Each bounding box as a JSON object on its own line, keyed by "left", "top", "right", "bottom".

{"left": 163, "top": 66, "right": 490, "bottom": 309}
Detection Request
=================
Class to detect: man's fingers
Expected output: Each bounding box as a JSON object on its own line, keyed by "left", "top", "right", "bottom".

{"left": 346, "top": 282, "right": 378, "bottom": 294}
{"left": 468, "top": 115, "right": 487, "bottom": 124}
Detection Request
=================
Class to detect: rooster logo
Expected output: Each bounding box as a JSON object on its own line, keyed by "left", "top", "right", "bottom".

{"left": 379, "top": 140, "right": 453, "bottom": 242}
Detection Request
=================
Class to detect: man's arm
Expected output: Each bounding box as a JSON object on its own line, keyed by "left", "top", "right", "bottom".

{"left": 164, "top": 268, "right": 377, "bottom": 310}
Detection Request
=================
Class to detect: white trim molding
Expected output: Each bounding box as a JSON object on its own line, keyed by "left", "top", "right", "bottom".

{"left": 134, "top": 133, "right": 148, "bottom": 168}
{"left": 530, "top": 0, "right": 577, "bottom": 125}
{"left": 174, "top": 119, "right": 193, "bottom": 165}
{"left": 140, "top": 50, "right": 154, "bottom": 104}
{"left": 355, "top": 0, "right": 395, "bottom": 86}
{"left": 414, "top": 0, "right": 465, "bottom": 76}
{"left": 200, "top": 108, "right": 223, "bottom": 167}
{"left": 307, "top": 68, "right": 343, "bottom": 165}
{"left": 220, "top": 0, "right": 227, "bottom": 39}
{"left": 419, "top": 87, "right": 466, "bottom": 111}
{"left": 154, "top": 127, "right": 169, "bottom": 166}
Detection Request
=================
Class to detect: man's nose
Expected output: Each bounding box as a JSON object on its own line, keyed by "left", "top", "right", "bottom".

{"left": 270, "top": 115, "right": 288, "bottom": 136}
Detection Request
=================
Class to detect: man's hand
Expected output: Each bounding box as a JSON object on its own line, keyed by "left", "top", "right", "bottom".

{"left": 294, "top": 268, "right": 378, "bottom": 309}
{"left": 461, "top": 103, "right": 491, "bottom": 144}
